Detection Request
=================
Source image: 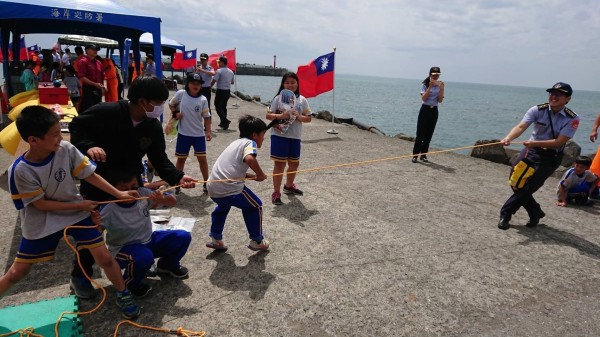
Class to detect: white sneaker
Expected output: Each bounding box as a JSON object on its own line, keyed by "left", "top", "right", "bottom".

{"left": 247, "top": 238, "right": 270, "bottom": 251}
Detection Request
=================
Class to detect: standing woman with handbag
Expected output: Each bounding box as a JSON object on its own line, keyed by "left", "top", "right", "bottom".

{"left": 412, "top": 66, "right": 445, "bottom": 163}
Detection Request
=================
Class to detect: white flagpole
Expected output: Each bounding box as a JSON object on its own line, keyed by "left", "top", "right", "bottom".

{"left": 234, "top": 47, "right": 237, "bottom": 93}
{"left": 327, "top": 47, "right": 338, "bottom": 134}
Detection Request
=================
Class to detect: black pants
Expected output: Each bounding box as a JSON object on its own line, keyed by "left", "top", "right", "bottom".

{"left": 500, "top": 148, "right": 561, "bottom": 219}
{"left": 412, "top": 105, "right": 439, "bottom": 156}
{"left": 79, "top": 86, "right": 102, "bottom": 113}
{"left": 201, "top": 87, "right": 212, "bottom": 113}
{"left": 214, "top": 89, "right": 231, "bottom": 127}
{"left": 117, "top": 82, "right": 124, "bottom": 100}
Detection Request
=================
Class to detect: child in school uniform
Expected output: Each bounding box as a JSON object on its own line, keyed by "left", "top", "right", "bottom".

{"left": 169, "top": 72, "right": 212, "bottom": 193}
{"left": 0, "top": 105, "right": 141, "bottom": 319}
{"left": 99, "top": 169, "right": 192, "bottom": 297}
{"left": 556, "top": 156, "right": 600, "bottom": 207}
{"left": 62, "top": 65, "right": 81, "bottom": 108}
{"left": 265, "top": 72, "right": 312, "bottom": 205}
{"left": 205, "top": 115, "right": 270, "bottom": 251}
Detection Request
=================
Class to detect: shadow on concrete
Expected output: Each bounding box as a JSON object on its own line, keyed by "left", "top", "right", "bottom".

{"left": 419, "top": 161, "right": 457, "bottom": 174}
{"left": 302, "top": 137, "right": 343, "bottom": 144}
{"left": 573, "top": 204, "right": 600, "bottom": 216}
{"left": 516, "top": 224, "right": 600, "bottom": 260}
{"left": 270, "top": 195, "right": 319, "bottom": 227}
{"left": 173, "top": 192, "right": 211, "bottom": 219}
{"left": 206, "top": 251, "right": 275, "bottom": 300}
{"left": 80, "top": 277, "right": 196, "bottom": 332}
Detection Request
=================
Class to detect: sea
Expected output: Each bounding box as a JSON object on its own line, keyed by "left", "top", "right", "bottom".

{"left": 235, "top": 74, "right": 600, "bottom": 156}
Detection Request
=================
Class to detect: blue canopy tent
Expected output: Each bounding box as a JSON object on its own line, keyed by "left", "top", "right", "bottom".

{"left": 0, "top": 0, "right": 163, "bottom": 96}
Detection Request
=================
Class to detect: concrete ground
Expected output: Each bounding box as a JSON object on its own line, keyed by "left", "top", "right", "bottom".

{"left": 1, "top": 96, "right": 599, "bottom": 336}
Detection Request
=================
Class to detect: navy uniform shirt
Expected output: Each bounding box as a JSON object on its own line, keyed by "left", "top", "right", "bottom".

{"left": 522, "top": 103, "right": 579, "bottom": 143}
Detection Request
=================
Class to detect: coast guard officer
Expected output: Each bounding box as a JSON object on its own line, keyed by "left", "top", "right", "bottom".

{"left": 498, "top": 82, "right": 579, "bottom": 230}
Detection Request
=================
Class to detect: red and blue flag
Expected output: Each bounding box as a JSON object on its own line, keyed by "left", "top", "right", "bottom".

{"left": 296, "top": 52, "right": 335, "bottom": 98}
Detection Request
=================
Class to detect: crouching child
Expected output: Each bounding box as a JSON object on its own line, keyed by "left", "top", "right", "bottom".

{"left": 99, "top": 169, "right": 192, "bottom": 297}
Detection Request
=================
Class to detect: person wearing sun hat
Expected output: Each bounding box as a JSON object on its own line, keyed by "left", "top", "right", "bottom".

{"left": 497, "top": 82, "right": 580, "bottom": 230}
{"left": 412, "top": 66, "right": 445, "bottom": 163}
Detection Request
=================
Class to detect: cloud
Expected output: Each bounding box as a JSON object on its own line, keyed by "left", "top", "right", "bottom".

{"left": 24, "top": 0, "right": 600, "bottom": 90}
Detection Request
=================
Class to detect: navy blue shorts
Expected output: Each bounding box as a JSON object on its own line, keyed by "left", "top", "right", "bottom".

{"left": 270, "top": 135, "right": 301, "bottom": 162}
{"left": 175, "top": 134, "right": 206, "bottom": 158}
{"left": 15, "top": 216, "right": 104, "bottom": 264}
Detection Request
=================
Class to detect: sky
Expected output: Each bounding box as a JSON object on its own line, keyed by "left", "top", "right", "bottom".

{"left": 25, "top": 0, "right": 600, "bottom": 91}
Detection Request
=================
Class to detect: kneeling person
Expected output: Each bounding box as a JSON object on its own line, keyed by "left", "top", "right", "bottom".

{"left": 556, "top": 156, "right": 599, "bottom": 207}
{"left": 100, "top": 169, "right": 192, "bottom": 297}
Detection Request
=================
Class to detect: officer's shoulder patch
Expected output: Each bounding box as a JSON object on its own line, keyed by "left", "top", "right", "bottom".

{"left": 564, "top": 107, "right": 577, "bottom": 118}
{"left": 537, "top": 103, "right": 549, "bottom": 110}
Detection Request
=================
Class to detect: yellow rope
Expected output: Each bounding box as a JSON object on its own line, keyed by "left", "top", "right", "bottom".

{"left": 0, "top": 327, "right": 44, "bottom": 337}
{"left": 113, "top": 320, "right": 206, "bottom": 336}
{"left": 3, "top": 140, "right": 511, "bottom": 336}
{"left": 98, "top": 141, "right": 519, "bottom": 204}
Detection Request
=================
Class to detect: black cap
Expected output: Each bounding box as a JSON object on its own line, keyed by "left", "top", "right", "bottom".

{"left": 218, "top": 56, "right": 227, "bottom": 65}
{"left": 146, "top": 54, "right": 154, "bottom": 61}
{"left": 200, "top": 53, "right": 209, "bottom": 60}
{"left": 546, "top": 82, "right": 573, "bottom": 96}
{"left": 85, "top": 44, "right": 99, "bottom": 51}
{"left": 429, "top": 66, "right": 441, "bottom": 75}
{"left": 186, "top": 72, "right": 204, "bottom": 84}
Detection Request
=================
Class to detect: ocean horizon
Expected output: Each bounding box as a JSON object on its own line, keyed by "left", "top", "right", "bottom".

{"left": 1, "top": 68, "right": 598, "bottom": 155}
{"left": 235, "top": 74, "right": 600, "bottom": 156}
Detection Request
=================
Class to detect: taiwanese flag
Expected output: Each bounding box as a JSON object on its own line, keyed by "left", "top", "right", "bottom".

{"left": 27, "top": 44, "right": 39, "bottom": 53}
{"left": 0, "top": 37, "right": 28, "bottom": 62}
{"left": 171, "top": 50, "right": 197, "bottom": 70}
{"left": 27, "top": 44, "right": 39, "bottom": 58}
{"left": 183, "top": 49, "right": 197, "bottom": 66}
{"left": 208, "top": 49, "right": 236, "bottom": 72}
{"left": 296, "top": 52, "right": 334, "bottom": 98}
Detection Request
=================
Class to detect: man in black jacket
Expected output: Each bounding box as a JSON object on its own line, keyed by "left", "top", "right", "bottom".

{"left": 68, "top": 75, "right": 196, "bottom": 298}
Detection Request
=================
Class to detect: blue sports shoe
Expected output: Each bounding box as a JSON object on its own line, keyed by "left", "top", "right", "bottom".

{"left": 116, "top": 290, "right": 141, "bottom": 319}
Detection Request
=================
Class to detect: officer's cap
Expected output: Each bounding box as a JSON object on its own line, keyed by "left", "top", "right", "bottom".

{"left": 546, "top": 82, "right": 573, "bottom": 97}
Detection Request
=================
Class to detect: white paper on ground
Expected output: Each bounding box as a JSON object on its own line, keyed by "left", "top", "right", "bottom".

{"left": 152, "top": 216, "right": 196, "bottom": 232}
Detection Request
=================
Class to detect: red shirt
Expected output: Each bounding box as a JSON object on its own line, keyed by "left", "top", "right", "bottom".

{"left": 77, "top": 57, "right": 104, "bottom": 84}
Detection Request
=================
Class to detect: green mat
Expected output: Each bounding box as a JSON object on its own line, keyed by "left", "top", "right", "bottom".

{"left": 0, "top": 295, "right": 83, "bottom": 337}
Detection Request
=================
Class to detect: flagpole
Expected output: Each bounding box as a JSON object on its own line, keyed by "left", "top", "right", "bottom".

{"left": 327, "top": 47, "right": 338, "bottom": 134}
{"left": 234, "top": 47, "right": 237, "bottom": 93}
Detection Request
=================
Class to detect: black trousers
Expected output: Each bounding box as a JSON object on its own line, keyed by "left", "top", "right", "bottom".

{"left": 117, "top": 82, "right": 124, "bottom": 100}
{"left": 500, "top": 148, "right": 561, "bottom": 219}
{"left": 79, "top": 86, "right": 102, "bottom": 113}
{"left": 201, "top": 87, "right": 212, "bottom": 113}
{"left": 214, "top": 89, "right": 231, "bottom": 126}
{"left": 412, "top": 105, "right": 439, "bottom": 156}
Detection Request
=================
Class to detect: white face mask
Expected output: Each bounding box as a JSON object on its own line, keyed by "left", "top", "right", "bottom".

{"left": 143, "top": 102, "right": 164, "bottom": 119}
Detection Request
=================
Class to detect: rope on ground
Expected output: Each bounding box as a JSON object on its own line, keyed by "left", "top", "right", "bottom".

{"left": 113, "top": 320, "right": 206, "bottom": 337}
{"left": 0, "top": 327, "right": 44, "bottom": 337}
